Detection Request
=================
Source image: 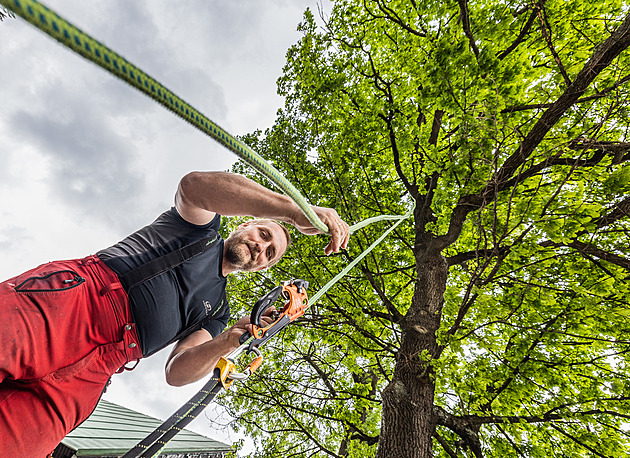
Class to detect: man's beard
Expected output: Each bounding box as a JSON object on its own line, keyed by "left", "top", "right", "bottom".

{"left": 224, "top": 238, "right": 254, "bottom": 271}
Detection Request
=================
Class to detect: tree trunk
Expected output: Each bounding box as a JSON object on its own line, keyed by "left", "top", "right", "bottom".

{"left": 376, "top": 254, "right": 448, "bottom": 458}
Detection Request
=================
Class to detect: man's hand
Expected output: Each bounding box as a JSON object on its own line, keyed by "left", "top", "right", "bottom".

{"left": 291, "top": 206, "right": 350, "bottom": 255}
{"left": 176, "top": 171, "right": 351, "bottom": 255}
{"left": 227, "top": 306, "right": 277, "bottom": 347}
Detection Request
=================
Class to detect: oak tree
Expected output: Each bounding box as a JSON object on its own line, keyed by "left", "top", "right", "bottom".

{"left": 223, "top": 1, "right": 630, "bottom": 457}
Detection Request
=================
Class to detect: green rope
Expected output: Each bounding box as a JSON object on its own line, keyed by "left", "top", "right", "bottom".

{"left": 310, "top": 201, "right": 415, "bottom": 305}
{"left": 3, "top": 0, "right": 417, "bottom": 286}
{"left": 1, "top": 0, "right": 330, "bottom": 233}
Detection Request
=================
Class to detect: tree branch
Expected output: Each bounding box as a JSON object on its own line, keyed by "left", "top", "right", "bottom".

{"left": 537, "top": 5, "right": 572, "bottom": 86}
{"left": 303, "top": 354, "right": 338, "bottom": 397}
{"left": 360, "top": 265, "right": 405, "bottom": 323}
{"left": 459, "top": 407, "right": 630, "bottom": 429}
{"left": 433, "top": 12, "right": 630, "bottom": 251}
{"left": 457, "top": 0, "right": 480, "bottom": 57}
{"left": 256, "top": 379, "right": 344, "bottom": 458}
{"left": 414, "top": 172, "right": 441, "bottom": 236}
{"left": 595, "top": 195, "right": 630, "bottom": 228}
{"left": 497, "top": 3, "right": 543, "bottom": 60}
{"left": 550, "top": 423, "right": 610, "bottom": 457}
{"left": 502, "top": 73, "right": 630, "bottom": 113}
{"left": 482, "top": 312, "right": 561, "bottom": 409}
{"left": 494, "top": 138, "right": 630, "bottom": 193}
{"left": 540, "top": 239, "right": 630, "bottom": 271}
{"left": 568, "top": 138, "right": 630, "bottom": 164}
{"left": 446, "top": 245, "right": 512, "bottom": 266}
{"left": 429, "top": 109, "right": 444, "bottom": 146}
{"left": 434, "top": 431, "right": 458, "bottom": 458}
{"left": 495, "top": 12, "right": 630, "bottom": 194}
{"left": 434, "top": 406, "right": 483, "bottom": 458}
{"left": 349, "top": 431, "right": 379, "bottom": 445}
{"left": 373, "top": 0, "right": 427, "bottom": 37}
{"left": 379, "top": 111, "right": 415, "bottom": 195}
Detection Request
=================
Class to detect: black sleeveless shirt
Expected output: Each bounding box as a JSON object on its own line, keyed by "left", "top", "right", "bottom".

{"left": 97, "top": 208, "right": 229, "bottom": 356}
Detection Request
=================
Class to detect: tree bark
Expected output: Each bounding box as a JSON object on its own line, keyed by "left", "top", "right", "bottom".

{"left": 376, "top": 254, "right": 448, "bottom": 458}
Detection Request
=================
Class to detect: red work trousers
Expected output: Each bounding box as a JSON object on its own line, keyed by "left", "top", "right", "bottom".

{"left": 0, "top": 255, "right": 143, "bottom": 457}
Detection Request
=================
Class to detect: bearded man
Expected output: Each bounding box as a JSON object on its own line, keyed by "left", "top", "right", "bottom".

{"left": 0, "top": 170, "right": 350, "bottom": 457}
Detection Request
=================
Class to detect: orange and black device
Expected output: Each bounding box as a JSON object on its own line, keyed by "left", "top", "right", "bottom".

{"left": 238, "top": 279, "right": 309, "bottom": 351}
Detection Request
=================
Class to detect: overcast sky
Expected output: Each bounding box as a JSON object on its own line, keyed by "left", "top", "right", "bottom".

{"left": 0, "top": 0, "right": 325, "bottom": 452}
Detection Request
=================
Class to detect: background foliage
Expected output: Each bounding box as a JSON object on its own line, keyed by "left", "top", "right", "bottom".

{"left": 0, "top": 5, "right": 14, "bottom": 21}
{"left": 221, "top": 1, "right": 630, "bottom": 456}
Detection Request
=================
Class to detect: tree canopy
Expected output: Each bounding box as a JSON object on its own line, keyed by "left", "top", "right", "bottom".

{"left": 222, "top": 1, "right": 630, "bottom": 457}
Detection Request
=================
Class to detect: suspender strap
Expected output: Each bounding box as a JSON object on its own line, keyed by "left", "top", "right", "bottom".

{"left": 119, "top": 232, "right": 219, "bottom": 291}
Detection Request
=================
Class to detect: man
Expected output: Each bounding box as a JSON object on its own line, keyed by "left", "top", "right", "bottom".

{"left": 0, "top": 170, "right": 350, "bottom": 457}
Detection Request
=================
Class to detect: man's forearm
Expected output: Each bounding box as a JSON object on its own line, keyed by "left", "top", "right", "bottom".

{"left": 165, "top": 331, "right": 237, "bottom": 387}
{"left": 178, "top": 171, "right": 299, "bottom": 222}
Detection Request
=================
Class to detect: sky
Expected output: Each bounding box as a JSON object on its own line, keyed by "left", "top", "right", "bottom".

{"left": 0, "top": 0, "right": 326, "bottom": 452}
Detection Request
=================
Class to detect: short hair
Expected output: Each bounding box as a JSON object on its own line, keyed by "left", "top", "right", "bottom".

{"left": 250, "top": 218, "right": 292, "bottom": 249}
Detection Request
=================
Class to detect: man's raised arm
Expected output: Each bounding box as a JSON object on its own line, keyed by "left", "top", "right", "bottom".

{"left": 175, "top": 171, "right": 349, "bottom": 254}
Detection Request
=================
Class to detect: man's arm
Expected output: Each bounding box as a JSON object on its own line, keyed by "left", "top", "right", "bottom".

{"left": 175, "top": 171, "right": 349, "bottom": 254}
{"left": 164, "top": 329, "right": 225, "bottom": 387}
{"left": 165, "top": 308, "right": 275, "bottom": 386}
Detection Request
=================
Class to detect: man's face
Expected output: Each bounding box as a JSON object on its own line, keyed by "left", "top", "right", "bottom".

{"left": 223, "top": 220, "right": 289, "bottom": 272}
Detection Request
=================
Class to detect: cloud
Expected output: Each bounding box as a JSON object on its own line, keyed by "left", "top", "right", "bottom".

{"left": 8, "top": 83, "right": 146, "bottom": 229}
{"left": 0, "top": 224, "right": 32, "bottom": 253}
{"left": 46, "top": 0, "right": 230, "bottom": 122}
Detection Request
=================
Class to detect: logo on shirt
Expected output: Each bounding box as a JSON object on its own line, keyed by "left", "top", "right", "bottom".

{"left": 203, "top": 300, "right": 213, "bottom": 315}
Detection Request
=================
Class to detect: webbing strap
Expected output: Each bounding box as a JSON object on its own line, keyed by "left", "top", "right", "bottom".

{"left": 120, "top": 233, "right": 219, "bottom": 290}
{"left": 115, "top": 232, "right": 224, "bottom": 357}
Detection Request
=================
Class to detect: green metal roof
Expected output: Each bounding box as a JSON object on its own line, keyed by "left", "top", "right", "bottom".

{"left": 61, "top": 399, "right": 231, "bottom": 456}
